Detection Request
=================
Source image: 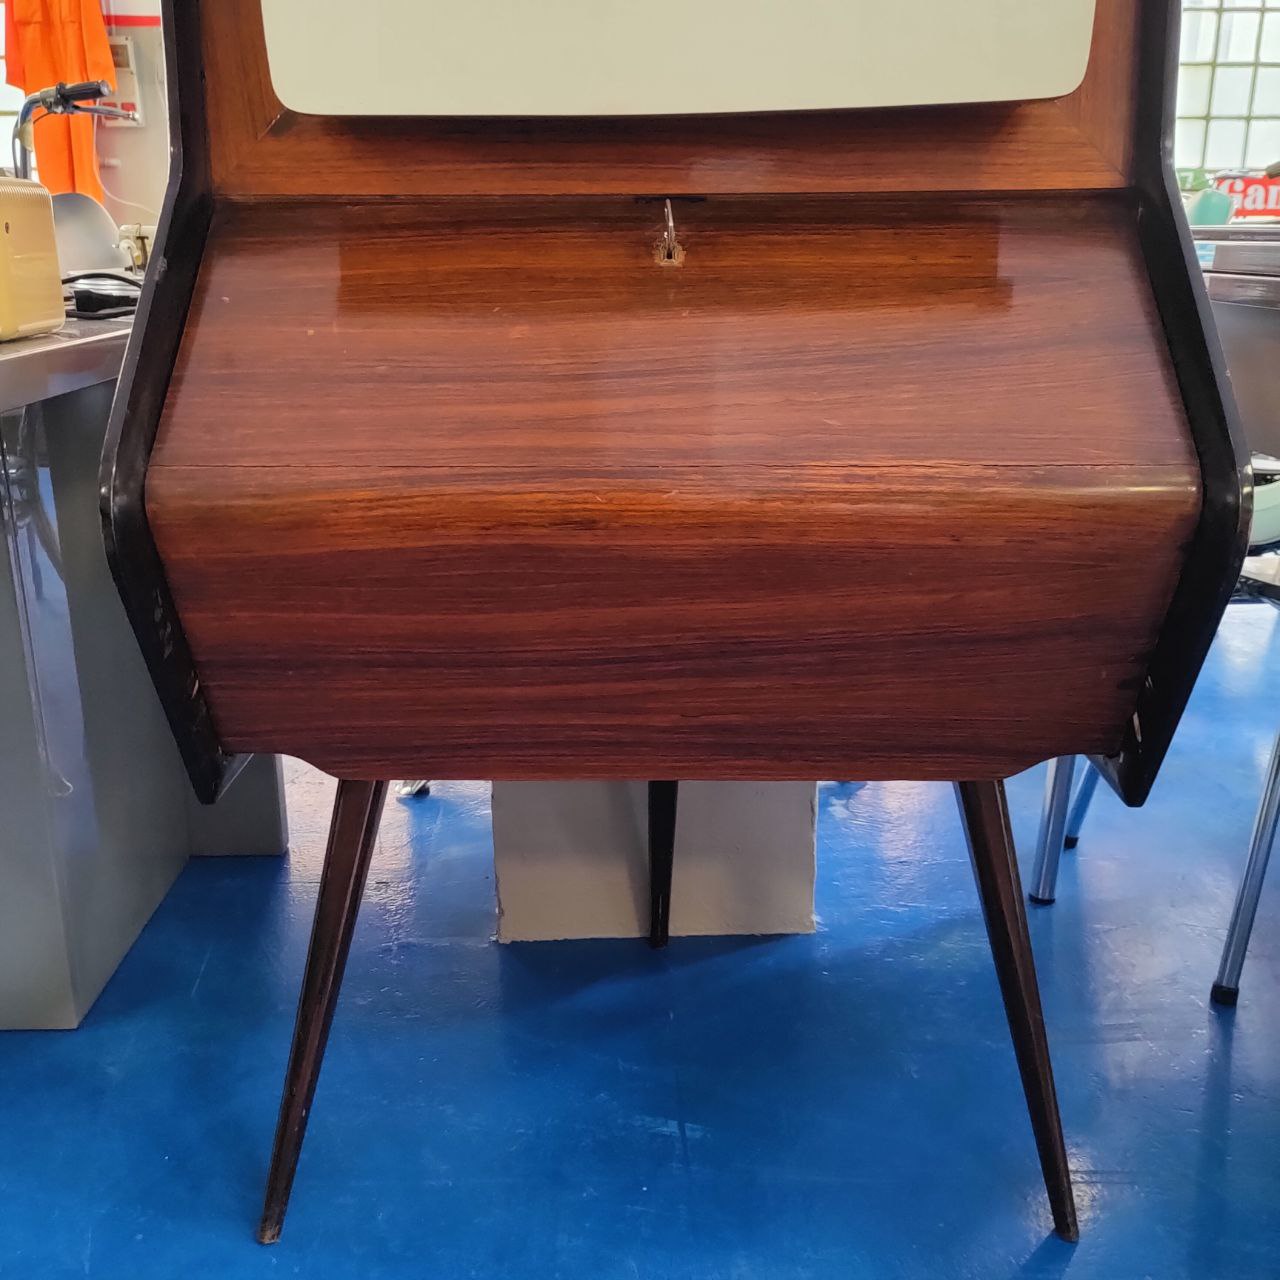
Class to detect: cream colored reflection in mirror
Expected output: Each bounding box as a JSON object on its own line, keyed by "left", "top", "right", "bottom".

{"left": 260, "top": 0, "right": 1098, "bottom": 118}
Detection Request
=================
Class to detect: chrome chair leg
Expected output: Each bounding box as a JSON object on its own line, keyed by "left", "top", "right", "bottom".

{"left": 1211, "top": 729, "right": 1280, "bottom": 1007}
{"left": 1029, "top": 756, "right": 1077, "bottom": 905}
{"left": 1063, "top": 765, "right": 1100, "bottom": 849}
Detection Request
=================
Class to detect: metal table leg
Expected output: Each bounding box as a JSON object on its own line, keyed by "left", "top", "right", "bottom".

{"left": 1063, "top": 764, "right": 1100, "bottom": 849}
{"left": 1211, "top": 729, "right": 1280, "bottom": 1006}
{"left": 1029, "top": 756, "right": 1077, "bottom": 906}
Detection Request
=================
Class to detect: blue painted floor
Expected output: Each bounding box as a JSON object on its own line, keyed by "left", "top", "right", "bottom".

{"left": 2, "top": 606, "right": 1280, "bottom": 1279}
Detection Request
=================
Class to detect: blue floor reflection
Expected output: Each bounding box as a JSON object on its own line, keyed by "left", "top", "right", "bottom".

{"left": 0, "top": 606, "right": 1277, "bottom": 1278}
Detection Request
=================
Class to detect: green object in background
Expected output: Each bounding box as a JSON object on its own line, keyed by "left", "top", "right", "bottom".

{"left": 1187, "top": 186, "right": 1234, "bottom": 226}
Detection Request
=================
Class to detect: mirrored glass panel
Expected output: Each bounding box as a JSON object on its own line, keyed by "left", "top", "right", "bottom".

{"left": 260, "top": 0, "right": 1099, "bottom": 117}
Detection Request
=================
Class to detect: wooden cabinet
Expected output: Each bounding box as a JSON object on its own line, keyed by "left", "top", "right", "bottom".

{"left": 99, "top": 0, "right": 1249, "bottom": 1249}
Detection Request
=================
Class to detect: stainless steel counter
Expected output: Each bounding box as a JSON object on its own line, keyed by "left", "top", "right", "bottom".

{"left": 0, "top": 317, "right": 287, "bottom": 1030}
{"left": 0, "top": 318, "right": 133, "bottom": 416}
{"left": 1196, "top": 229, "right": 1280, "bottom": 461}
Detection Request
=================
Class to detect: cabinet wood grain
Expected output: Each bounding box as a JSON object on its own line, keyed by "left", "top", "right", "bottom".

{"left": 146, "top": 195, "right": 1200, "bottom": 779}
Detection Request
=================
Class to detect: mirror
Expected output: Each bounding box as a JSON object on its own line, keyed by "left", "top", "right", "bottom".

{"left": 260, "top": 0, "right": 1098, "bottom": 117}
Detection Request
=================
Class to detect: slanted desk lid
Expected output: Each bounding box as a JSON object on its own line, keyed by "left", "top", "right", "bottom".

{"left": 260, "top": 0, "right": 1098, "bottom": 118}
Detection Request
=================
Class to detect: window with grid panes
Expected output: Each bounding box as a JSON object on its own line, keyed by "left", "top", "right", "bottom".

{"left": 1179, "top": 0, "right": 1280, "bottom": 176}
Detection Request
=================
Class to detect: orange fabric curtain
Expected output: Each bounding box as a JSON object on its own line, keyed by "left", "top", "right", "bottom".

{"left": 4, "top": 0, "right": 114, "bottom": 199}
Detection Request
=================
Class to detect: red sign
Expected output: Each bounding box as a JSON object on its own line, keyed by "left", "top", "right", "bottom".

{"left": 1215, "top": 175, "right": 1280, "bottom": 218}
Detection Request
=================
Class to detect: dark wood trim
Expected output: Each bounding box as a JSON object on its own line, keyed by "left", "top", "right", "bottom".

{"left": 955, "top": 780, "right": 1079, "bottom": 1243}
{"left": 1091, "top": 0, "right": 1253, "bottom": 805}
{"left": 98, "top": 0, "right": 244, "bottom": 803}
{"left": 258, "top": 779, "right": 388, "bottom": 1244}
{"left": 647, "top": 781, "right": 677, "bottom": 948}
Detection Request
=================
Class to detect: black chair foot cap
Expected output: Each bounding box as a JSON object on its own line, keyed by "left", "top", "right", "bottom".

{"left": 1063, "top": 836, "right": 1080, "bottom": 849}
{"left": 1028, "top": 893, "right": 1056, "bottom": 906}
{"left": 1210, "top": 982, "right": 1239, "bottom": 1007}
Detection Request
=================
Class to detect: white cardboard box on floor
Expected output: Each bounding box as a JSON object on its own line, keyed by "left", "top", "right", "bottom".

{"left": 491, "top": 782, "right": 816, "bottom": 941}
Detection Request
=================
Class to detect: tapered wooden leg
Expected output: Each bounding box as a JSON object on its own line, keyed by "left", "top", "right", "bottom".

{"left": 954, "top": 780, "right": 1079, "bottom": 1243}
{"left": 258, "top": 778, "right": 388, "bottom": 1244}
{"left": 648, "top": 781, "right": 677, "bottom": 948}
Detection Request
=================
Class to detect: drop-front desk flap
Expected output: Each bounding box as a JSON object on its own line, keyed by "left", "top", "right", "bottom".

{"left": 145, "top": 195, "right": 1200, "bottom": 782}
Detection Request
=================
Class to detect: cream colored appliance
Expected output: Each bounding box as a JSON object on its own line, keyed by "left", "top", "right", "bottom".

{"left": 0, "top": 178, "right": 64, "bottom": 342}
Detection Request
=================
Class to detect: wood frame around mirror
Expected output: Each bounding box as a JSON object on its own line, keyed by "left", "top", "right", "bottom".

{"left": 204, "top": 0, "right": 1139, "bottom": 197}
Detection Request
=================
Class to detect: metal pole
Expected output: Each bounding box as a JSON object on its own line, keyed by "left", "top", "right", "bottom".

{"left": 1029, "top": 756, "right": 1077, "bottom": 905}
{"left": 1211, "top": 729, "right": 1280, "bottom": 1005}
{"left": 1064, "top": 765, "right": 1101, "bottom": 849}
